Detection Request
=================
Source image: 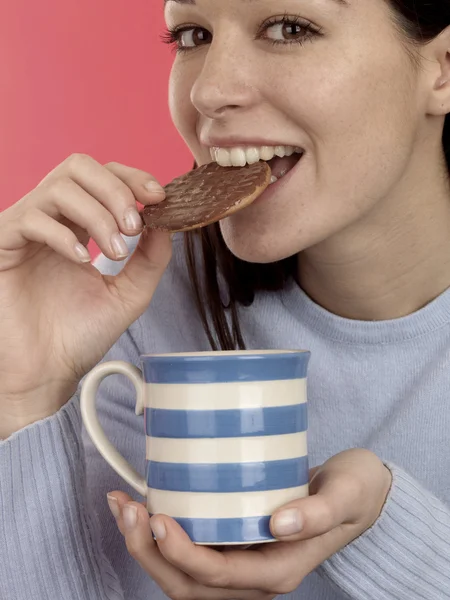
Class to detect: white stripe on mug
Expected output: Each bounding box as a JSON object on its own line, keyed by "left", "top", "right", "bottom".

{"left": 148, "top": 485, "right": 309, "bottom": 519}
{"left": 146, "top": 378, "right": 307, "bottom": 411}
{"left": 146, "top": 432, "right": 308, "bottom": 464}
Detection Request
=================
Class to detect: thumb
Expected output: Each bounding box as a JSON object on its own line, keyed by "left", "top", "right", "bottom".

{"left": 270, "top": 465, "right": 360, "bottom": 542}
{"left": 107, "top": 228, "right": 173, "bottom": 327}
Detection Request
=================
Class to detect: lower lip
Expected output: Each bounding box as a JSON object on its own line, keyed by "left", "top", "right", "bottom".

{"left": 252, "top": 155, "right": 304, "bottom": 205}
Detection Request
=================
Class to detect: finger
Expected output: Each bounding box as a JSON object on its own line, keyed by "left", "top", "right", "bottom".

{"left": 106, "top": 491, "right": 134, "bottom": 535}
{"left": 150, "top": 514, "right": 277, "bottom": 592}
{"left": 34, "top": 177, "right": 135, "bottom": 261}
{"left": 104, "top": 161, "right": 166, "bottom": 206}
{"left": 1, "top": 208, "right": 92, "bottom": 265}
{"left": 113, "top": 501, "right": 221, "bottom": 600}
{"left": 110, "top": 502, "right": 278, "bottom": 598}
{"left": 270, "top": 457, "right": 374, "bottom": 542}
{"left": 106, "top": 227, "right": 173, "bottom": 325}
{"left": 46, "top": 154, "right": 164, "bottom": 237}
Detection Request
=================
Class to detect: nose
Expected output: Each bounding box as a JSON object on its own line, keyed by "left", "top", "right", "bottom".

{"left": 190, "top": 34, "right": 259, "bottom": 120}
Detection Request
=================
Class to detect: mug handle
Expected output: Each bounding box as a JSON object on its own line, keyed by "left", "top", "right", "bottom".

{"left": 80, "top": 360, "right": 147, "bottom": 498}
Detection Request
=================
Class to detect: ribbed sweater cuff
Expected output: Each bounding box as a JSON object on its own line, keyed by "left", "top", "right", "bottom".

{"left": 0, "top": 395, "right": 123, "bottom": 600}
{"left": 319, "top": 463, "right": 450, "bottom": 599}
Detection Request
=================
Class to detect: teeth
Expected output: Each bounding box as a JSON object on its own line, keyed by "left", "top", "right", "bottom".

{"left": 260, "top": 146, "right": 276, "bottom": 161}
{"left": 230, "top": 148, "right": 247, "bottom": 167}
{"left": 216, "top": 148, "right": 232, "bottom": 167}
{"left": 245, "top": 147, "right": 260, "bottom": 165}
{"left": 270, "top": 175, "right": 278, "bottom": 184}
{"left": 210, "top": 145, "right": 303, "bottom": 168}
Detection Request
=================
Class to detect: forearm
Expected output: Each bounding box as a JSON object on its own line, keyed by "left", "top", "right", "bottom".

{"left": 0, "top": 393, "right": 124, "bottom": 600}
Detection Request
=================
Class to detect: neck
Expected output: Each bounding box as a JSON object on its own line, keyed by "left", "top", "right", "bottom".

{"left": 297, "top": 146, "right": 450, "bottom": 321}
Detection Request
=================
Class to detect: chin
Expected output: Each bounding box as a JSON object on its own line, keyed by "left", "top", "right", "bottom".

{"left": 219, "top": 221, "right": 303, "bottom": 265}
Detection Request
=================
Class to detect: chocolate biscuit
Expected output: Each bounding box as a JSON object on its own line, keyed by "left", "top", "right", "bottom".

{"left": 142, "top": 161, "right": 271, "bottom": 233}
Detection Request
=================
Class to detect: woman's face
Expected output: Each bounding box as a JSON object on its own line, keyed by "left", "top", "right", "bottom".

{"left": 165, "top": 0, "right": 423, "bottom": 263}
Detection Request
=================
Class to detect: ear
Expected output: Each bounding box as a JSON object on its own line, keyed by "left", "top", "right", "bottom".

{"left": 424, "top": 26, "right": 450, "bottom": 117}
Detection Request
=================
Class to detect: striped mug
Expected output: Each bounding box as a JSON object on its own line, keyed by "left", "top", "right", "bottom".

{"left": 80, "top": 350, "right": 311, "bottom": 546}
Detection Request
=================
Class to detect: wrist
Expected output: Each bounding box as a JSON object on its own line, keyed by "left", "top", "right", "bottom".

{"left": 0, "top": 382, "right": 77, "bottom": 439}
{"left": 1, "top": 409, "right": 55, "bottom": 439}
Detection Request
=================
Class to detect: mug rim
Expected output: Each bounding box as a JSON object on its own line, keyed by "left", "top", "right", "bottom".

{"left": 141, "top": 349, "right": 310, "bottom": 360}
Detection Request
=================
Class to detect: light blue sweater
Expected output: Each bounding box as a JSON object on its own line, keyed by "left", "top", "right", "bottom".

{"left": 2, "top": 234, "right": 450, "bottom": 599}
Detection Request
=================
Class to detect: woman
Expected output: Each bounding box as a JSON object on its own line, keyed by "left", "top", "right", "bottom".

{"left": 1, "top": 0, "right": 450, "bottom": 598}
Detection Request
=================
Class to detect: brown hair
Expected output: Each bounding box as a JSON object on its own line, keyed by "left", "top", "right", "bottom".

{"left": 184, "top": 1, "right": 450, "bottom": 351}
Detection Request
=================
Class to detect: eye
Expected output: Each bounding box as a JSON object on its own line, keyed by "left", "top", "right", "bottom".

{"left": 178, "top": 27, "right": 211, "bottom": 49}
{"left": 161, "top": 26, "right": 211, "bottom": 53}
{"left": 267, "top": 21, "right": 305, "bottom": 41}
{"left": 260, "top": 15, "right": 322, "bottom": 47}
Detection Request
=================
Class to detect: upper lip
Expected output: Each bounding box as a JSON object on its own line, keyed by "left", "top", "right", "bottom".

{"left": 201, "top": 136, "right": 303, "bottom": 149}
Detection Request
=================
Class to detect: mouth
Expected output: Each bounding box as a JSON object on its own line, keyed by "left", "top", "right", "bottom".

{"left": 210, "top": 145, "right": 304, "bottom": 184}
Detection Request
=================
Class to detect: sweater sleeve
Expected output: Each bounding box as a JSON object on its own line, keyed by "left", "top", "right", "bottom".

{"left": 0, "top": 243, "right": 141, "bottom": 600}
{"left": 0, "top": 391, "right": 124, "bottom": 600}
{"left": 319, "top": 462, "right": 450, "bottom": 599}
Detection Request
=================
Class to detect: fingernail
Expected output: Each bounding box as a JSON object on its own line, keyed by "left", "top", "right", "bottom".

{"left": 150, "top": 518, "right": 167, "bottom": 541}
{"left": 144, "top": 180, "right": 165, "bottom": 196}
{"left": 111, "top": 233, "right": 129, "bottom": 258}
{"left": 123, "top": 504, "right": 138, "bottom": 531}
{"left": 272, "top": 509, "right": 303, "bottom": 537}
{"left": 74, "top": 243, "right": 91, "bottom": 263}
{"left": 124, "top": 207, "right": 143, "bottom": 231}
{"left": 107, "top": 494, "right": 120, "bottom": 520}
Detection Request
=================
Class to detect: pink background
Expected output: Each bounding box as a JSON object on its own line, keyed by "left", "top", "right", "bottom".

{"left": 0, "top": 0, "right": 191, "bottom": 256}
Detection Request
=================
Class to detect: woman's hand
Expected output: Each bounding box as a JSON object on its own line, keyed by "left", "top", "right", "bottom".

{"left": 0, "top": 154, "right": 171, "bottom": 437}
{"left": 108, "top": 449, "right": 392, "bottom": 599}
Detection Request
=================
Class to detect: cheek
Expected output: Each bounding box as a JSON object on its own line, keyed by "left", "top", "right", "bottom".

{"left": 328, "top": 60, "right": 418, "bottom": 204}
{"left": 271, "top": 44, "right": 417, "bottom": 199}
{"left": 270, "top": 33, "right": 416, "bottom": 147}
{"left": 168, "top": 62, "right": 198, "bottom": 147}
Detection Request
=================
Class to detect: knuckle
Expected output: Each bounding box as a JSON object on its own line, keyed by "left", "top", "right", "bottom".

{"left": 47, "top": 176, "right": 73, "bottom": 198}
{"left": 124, "top": 536, "right": 143, "bottom": 558}
{"left": 110, "top": 183, "right": 135, "bottom": 207}
{"left": 20, "top": 208, "right": 39, "bottom": 232}
{"left": 61, "top": 231, "right": 77, "bottom": 249}
{"left": 91, "top": 208, "right": 117, "bottom": 232}
{"left": 165, "top": 585, "right": 192, "bottom": 600}
{"left": 272, "top": 577, "right": 299, "bottom": 595}
{"left": 104, "top": 161, "right": 120, "bottom": 169}
{"left": 320, "top": 496, "right": 338, "bottom": 528}
{"left": 65, "top": 152, "right": 91, "bottom": 170}
{"left": 200, "top": 570, "right": 229, "bottom": 589}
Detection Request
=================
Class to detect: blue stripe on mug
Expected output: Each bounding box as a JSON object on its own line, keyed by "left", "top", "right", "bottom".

{"left": 165, "top": 516, "right": 274, "bottom": 544}
{"left": 145, "top": 404, "right": 308, "bottom": 439}
{"left": 146, "top": 456, "right": 309, "bottom": 493}
{"left": 142, "top": 352, "right": 310, "bottom": 384}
